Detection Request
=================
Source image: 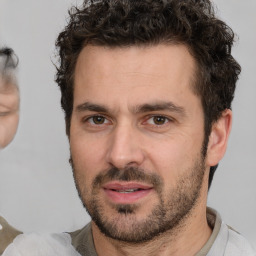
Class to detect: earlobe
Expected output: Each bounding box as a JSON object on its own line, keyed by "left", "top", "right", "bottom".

{"left": 206, "top": 109, "right": 232, "bottom": 167}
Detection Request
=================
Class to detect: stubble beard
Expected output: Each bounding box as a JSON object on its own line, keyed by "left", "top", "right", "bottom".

{"left": 71, "top": 155, "right": 206, "bottom": 244}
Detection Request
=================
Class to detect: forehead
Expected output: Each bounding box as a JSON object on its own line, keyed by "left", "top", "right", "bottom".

{"left": 0, "top": 77, "right": 17, "bottom": 94}
{"left": 73, "top": 44, "right": 198, "bottom": 108}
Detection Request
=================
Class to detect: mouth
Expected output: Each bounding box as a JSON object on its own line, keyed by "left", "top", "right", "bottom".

{"left": 111, "top": 188, "right": 144, "bottom": 193}
{"left": 103, "top": 182, "right": 153, "bottom": 204}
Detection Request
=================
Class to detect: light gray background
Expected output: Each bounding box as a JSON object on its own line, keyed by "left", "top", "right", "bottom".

{"left": 0, "top": 0, "right": 255, "bottom": 250}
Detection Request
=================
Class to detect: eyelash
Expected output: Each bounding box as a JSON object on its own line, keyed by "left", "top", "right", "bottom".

{"left": 82, "top": 114, "right": 173, "bottom": 127}
{"left": 144, "top": 115, "right": 171, "bottom": 126}
{"left": 83, "top": 115, "right": 111, "bottom": 125}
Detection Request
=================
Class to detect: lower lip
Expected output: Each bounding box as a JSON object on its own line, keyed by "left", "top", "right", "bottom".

{"left": 103, "top": 189, "right": 152, "bottom": 204}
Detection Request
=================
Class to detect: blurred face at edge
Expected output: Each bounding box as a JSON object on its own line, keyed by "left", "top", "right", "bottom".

{"left": 0, "top": 76, "right": 19, "bottom": 149}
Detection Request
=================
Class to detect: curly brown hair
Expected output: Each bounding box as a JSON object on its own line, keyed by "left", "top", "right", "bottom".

{"left": 55, "top": 0, "right": 241, "bottom": 188}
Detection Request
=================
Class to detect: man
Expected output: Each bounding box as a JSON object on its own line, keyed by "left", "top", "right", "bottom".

{"left": 0, "top": 47, "right": 19, "bottom": 149}
{"left": 1, "top": 0, "right": 255, "bottom": 255}
{"left": 54, "top": 0, "right": 255, "bottom": 255}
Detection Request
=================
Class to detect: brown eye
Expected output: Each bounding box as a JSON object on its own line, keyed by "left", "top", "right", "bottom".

{"left": 92, "top": 116, "right": 105, "bottom": 124}
{"left": 152, "top": 116, "right": 167, "bottom": 125}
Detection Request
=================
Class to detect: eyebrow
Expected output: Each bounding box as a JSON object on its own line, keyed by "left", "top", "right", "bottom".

{"left": 133, "top": 102, "right": 186, "bottom": 116}
{"left": 75, "top": 101, "right": 186, "bottom": 116}
{"left": 76, "top": 102, "right": 108, "bottom": 113}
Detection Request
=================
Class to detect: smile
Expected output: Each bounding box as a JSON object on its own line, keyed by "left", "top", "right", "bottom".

{"left": 111, "top": 188, "right": 143, "bottom": 193}
{"left": 103, "top": 182, "right": 153, "bottom": 204}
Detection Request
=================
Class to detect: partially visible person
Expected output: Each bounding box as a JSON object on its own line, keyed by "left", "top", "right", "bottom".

{"left": 0, "top": 216, "right": 22, "bottom": 255}
{"left": 0, "top": 47, "right": 81, "bottom": 256}
{"left": 0, "top": 47, "right": 19, "bottom": 149}
{"left": 0, "top": 46, "right": 21, "bottom": 254}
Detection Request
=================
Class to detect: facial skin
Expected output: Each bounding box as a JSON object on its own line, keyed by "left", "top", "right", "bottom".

{"left": 70, "top": 44, "right": 231, "bottom": 256}
{"left": 0, "top": 77, "right": 19, "bottom": 149}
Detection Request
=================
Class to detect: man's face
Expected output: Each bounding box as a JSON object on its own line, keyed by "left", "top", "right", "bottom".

{"left": 0, "top": 77, "right": 19, "bottom": 149}
{"left": 70, "top": 44, "right": 208, "bottom": 242}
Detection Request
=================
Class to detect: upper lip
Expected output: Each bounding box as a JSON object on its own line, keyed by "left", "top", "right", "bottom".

{"left": 103, "top": 182, "right": 153, "bottom": 191}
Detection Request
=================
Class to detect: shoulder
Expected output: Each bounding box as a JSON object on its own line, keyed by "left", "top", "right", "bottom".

{"left": 224, "top": 226, "right": 256, "bottom": 256}
{"left": 0, "top": 216, "right": 22, "bottom": 255}
{"left": 2, "top": 232, "right": 81, "bottom": 256}
{"left": 1, "top": 216, "right": 82, "bottom": 256}
{"left": 206, "top": 208, "right": 255, "bottom": 256}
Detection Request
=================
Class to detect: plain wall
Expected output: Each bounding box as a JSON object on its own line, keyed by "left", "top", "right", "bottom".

{"left": 0, "top": 0, "right": 255, "bottom": 250}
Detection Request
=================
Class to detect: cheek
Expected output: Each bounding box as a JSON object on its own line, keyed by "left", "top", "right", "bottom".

{"left": 0, "top": 113, "right": 19, "bottom": 148}
{"left": 70, "top": 133, "right": 107, "bottom": 182}
{"left": 147, "top": 135, "right": 202, "bottom": 183}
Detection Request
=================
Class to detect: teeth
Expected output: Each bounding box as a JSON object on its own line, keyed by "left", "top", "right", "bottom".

{"left": 117, "top": 189, "right": 139, "bottom": 193}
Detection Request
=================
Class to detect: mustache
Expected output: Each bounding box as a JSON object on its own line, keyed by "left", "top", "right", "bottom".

{"left": 92, "top": 166, "right": 163, "bottom": 191}
{"left": 69, "top": 157, "right": 163, "bottom": 192}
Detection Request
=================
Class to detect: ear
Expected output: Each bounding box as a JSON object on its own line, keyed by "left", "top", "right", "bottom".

{"left": 206, "top": 109, "right": 232, "bottom": 167}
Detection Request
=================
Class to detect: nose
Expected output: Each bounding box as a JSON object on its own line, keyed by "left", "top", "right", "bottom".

{"left": 106, "top": 124, "right": 145, "bottom": 169}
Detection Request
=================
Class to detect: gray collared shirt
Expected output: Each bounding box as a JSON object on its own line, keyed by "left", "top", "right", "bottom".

{"left": 69, "top": 208, "right": 256, "bottom": 256}
{"left": 2, "top": 208, "right": 255, "bottom": 255}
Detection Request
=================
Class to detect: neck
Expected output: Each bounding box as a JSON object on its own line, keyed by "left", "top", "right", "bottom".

{"left": 92, "top": 207, "right": 212, "bottom": 256}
